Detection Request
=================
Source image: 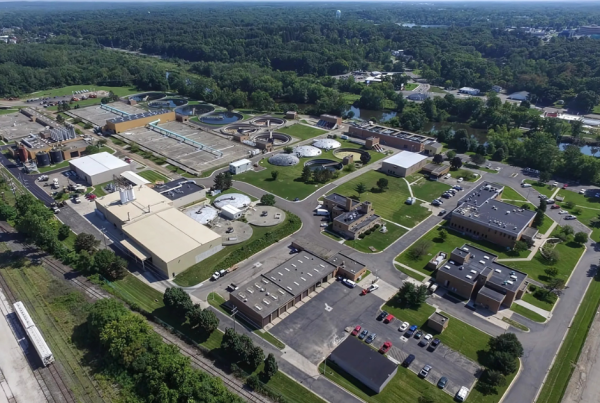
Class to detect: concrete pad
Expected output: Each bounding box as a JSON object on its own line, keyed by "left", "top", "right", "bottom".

{"left": 0, "top": 112, "right": 47, "bottom": 142}
{"left": 70, "top": 103, "right": 143, "bottom": 127}
{"left": 211, "top": 221, "right": 253, "bottom": 245}
{"left": 245, "top": 206, "right": 286, "bottom": 226}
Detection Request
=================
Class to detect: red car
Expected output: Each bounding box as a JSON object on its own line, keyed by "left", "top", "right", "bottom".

{"left": 351, "top": 325, "right": 361, "bottom": 336}
{"left": 88, "top": 194, "right": 97, "bottom": 200}
{"left": 563, "top": 183, "right": 568, "bottom": 189}
{"left": 384, "top": 314, "right": 395, "bottom": 324}
{"left": 379, "top": 341, "right": 392, "bottom": 354}
{"left": 551, "top": 204, "right": 560, "bottom": 209}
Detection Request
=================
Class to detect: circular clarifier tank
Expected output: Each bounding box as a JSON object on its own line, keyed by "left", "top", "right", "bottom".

{"left": 252, "top": 132, "right": 291, "bottom": 145}
{"left": 333, "top": 148, "right": 369, "bottom": 161}
{"left": 268, "top": 153, "right": 300, "bottom": 166}
{"left": 148, "top": 98, "right": 187, "bottom": 108}
{"left": 213, "top": 193, "right": 252, "bottom": 209}
{"left": 128, "top": 92, "right": 166, "bottom": 102}
{"left": 175, "top": 104, "right": 215, "bottom": 116}
{"left": 221, "top": 124, "right": 259, "bottom": 136}
{"left": 250, "top": 117, "right": 286, "bottom": 128}
{"left": 312, "top": 138, "right": 342, "bottom": 150}
{"left": 304, "top": 159, "right": 343, "bottom": 171}
{"left": 200, "top": 112, "right": 243, "bottom": 125}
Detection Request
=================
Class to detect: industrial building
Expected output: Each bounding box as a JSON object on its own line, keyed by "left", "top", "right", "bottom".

{"left": 95, "top": 184, "right": 222, "bottom": 278}
{"left": 120, "top": 171, "right": 150, "bottom": 186}
{"left": 578, "top": 25, "right": 600, "bottom": 35}
{"left": 69, "top": 152, "right": 130, "bottom": 185}
{"left": 221, "top": 204, "right": 243, "bottom": 220}
{"left": 458, "top": 87, "right": 481, "bottom": 95}
{"left": 328, "top": 337, "right": 398, "bottom": 393}
{"left": 229, "top": 250, "right": 339, "bottom": 328}
{"left": 104, "top": 109, "right": 176, "bottom": 133}
{"left": 348, "top": 123, "right": 442, "bottom": 154}
{"left": 434, "top": 244, "right": 528, "bottom": 313}
{"left": 229, "top": 159, "right": 252, "bottom": 175}
{"left": 421, "top": 163, "right": 451, "bottom": 179}
{"left": 507, "top": 91, "right": 529, "bottom": 101}
{"left": 323, "top": 193, "right": 381, "bottom": 240}
{"left": 152, "top": 178, "right": 207, "bottom": 208}
{"left": 448, "top": 182, "right": 537, "bottom": 248}
{"left": 317, "top": 114, "right": 342, "bottom": 129}
{"left": 381, "top": 151, "right": 429, "bottom": 177}
{"left": 328, "top": 253, "right": 367, "bottom": 281}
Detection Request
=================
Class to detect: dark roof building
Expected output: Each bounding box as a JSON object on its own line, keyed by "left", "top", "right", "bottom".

{"left": 328, "top": 253, "right": 367, "bottom": 281}
{"left": 329, "top": 337, "right": 398, "bottom": 393}
{"left": 152, "top": 179, "right": 207, "bottom": 208}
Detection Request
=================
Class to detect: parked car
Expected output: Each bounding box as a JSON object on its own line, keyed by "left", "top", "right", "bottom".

{"left": 414, "top": 330, "right": 423, "bottom": 339}
{"left": 457, "top": 177, "right": 463, "bottom": 183}
{"left": 379, "top": 341, "right": 392, "bottom": 354}
{"left": 377, "top": 311, "right": 388, "bottom": 321}
{"left": 419, "top": 364, "right": 432, "bottom": 378}
{"left": 365, "top": 333, "right": 377, "bottom": 344}
{"left": 420, "top": 334, "right": 433, "bottom": 346}
{"left": 351, "top": 325, "right": 361, "bottom": 336}
{"left": 579, "top": 189, "right": 586, "bottom": 194}
{"left": 398, "top": 322, "right": 409, "bottom": 332}
{"left": 437, "top": 376, "right": 448, "bottom": 389}
{"left": 384, "top": 314, "right": 394, "bottom": 324}
{"left": 456, "top": 386, "right": 470, "bottom": 402}
{"left": 565, "top": 215, "right": 577, "bottom": 220}
{"left": 406, "top": 324, "right": 417, "bottom": 338}
{"left": 559, "top": 210, "right": 568, "bottom": 214}
{"left": 438, "top": 209, "right": 447, "bottom": 216}
{"left": 402, "top": 354, "right": 415, "bottom": 368}
{"left": 343, "top": 279, "right": 357, "bottom": 288}
{"left": 358, "top": 329, "right": 369, "bottom": 340}
{"left": 453, "top": 185, "right": 463, "bottom": 190}
{"left": 430, "top": 338, "right": 441, "bottom": 350}
{"left": 432, "top": 200, "right": 441, "bottom": 206}
{"left": 551, "top": 204, "right": 560, "bottom": 209}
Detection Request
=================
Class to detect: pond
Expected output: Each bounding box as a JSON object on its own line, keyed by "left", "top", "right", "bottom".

{"left": 200, "top": 112, "right": 242, "bottom": 125}
{"left": 559, "top": 143, "right": 600, "bottom": 157}
{"left": 148, "top": 98, "right": 187, "bottom": 108}
{"left": 345, "top": 105, "right": 397, "bottom": 122}
{"left": 175, "top": 104, "right": 215, "bottom": 116}
{"left": 424, "top": 122, "right": 488, "bottom": 144}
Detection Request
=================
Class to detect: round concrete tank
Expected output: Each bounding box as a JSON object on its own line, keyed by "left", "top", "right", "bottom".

{"left": 49, "top": 149, "right": 63, "bottom": 164}
{"left": 36, "top": 152, "right": 50, "bottom": 167}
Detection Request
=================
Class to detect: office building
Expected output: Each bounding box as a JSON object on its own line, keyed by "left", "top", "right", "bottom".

{"left": 323, "top": 193, "right": 381, "bottom": 239}
{"left": 348, "top": 123, "right": 442, "bottom": 154}
{"left": 381, "top": 151, "right": 429, "bottom": 177}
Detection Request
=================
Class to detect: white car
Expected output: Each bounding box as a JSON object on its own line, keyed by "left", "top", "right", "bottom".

{"left": 320, "top": 223, "right": 328, "bottom": 227}
{"left": 579, "top": 189, "right": 586, "bottom": 194}
{"left": 367, "top": 284, "right": 379, "bottom": 293}
{"left": 565, "top": 215, "right": 577, "bottom": 220}
{"left": 398, "top": 322, "right": 409, "bottom": 332}
{"left": 457, "top": 177, "right": 463, "bottom": 183}
{"left": 559, "top": 210, "right": 568, "bottom": 214}
{"left": 419, "top": 333, "right": 433, "bottom": 346}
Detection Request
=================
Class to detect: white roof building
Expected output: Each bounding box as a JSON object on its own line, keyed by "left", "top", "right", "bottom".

{"left": 383, "top": 151, "right": 428, "bottom": 168}
{"left": 230, "top": 159, "right": 251, "bottom": 168}
{"left": 69, "top": 152, "right": 130, "bottom": 185}
{"left": 120, "top": 171, "right": 150, "bottom": 186}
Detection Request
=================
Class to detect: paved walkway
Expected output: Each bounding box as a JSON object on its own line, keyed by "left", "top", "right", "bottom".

{"left": 394, "top": 261, "right": 431, "bottom": 282}
{"left": 403, "top": 177, "right": 414, "bottom": 198}
{"left": 497, "top": 221, "right": 558, "bottom": 262}
{"left": 513, "top": 299, "right": 552, "bottom": 319}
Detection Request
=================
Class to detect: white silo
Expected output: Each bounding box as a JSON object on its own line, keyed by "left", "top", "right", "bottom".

{"left": 336, "top": 10, "right": 341, "bottom": 19}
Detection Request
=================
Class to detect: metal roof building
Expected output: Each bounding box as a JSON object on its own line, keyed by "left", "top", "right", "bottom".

{"left": 69, "top": 152, "right": 130, "bottom": 185}
{"left": 381, "top": 151, "right": 429, "bottom": 177}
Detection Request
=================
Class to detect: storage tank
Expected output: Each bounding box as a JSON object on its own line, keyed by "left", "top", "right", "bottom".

{"left": 36, "top": 152, "right": 50, "bottom": 167}
{"left": 49, "top": 149, "right": 63, "bottom": 164}
{"left": 16, "top": 145, "right": 28, "bottom": 162}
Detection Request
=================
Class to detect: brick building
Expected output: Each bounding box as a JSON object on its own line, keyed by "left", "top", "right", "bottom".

{"left": 348, "top": 123, "right": 442, "bottom": 155}
{"left": 323, "top": 193, "right": 381, "bottom": 239}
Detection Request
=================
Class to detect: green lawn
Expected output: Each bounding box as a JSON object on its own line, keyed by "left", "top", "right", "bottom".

{"left": 404, "top": 83, "right": 418, "bottom": 91}
{"left": 37, "top": 160, "right": 70, "bottom": 173}
{"left": 137, "top": 170, "right": 170, "bottom": 183}
{"left": 320, "top": 361, "right": 454, "bottom": 403}
{"left": 428, "top": 86, "right": 446, "bottom": 94}
{"left": 396, "top": 225, "right": 528, "bottom": 276}
{"left": 522, "top": 291, "right": 557, "bottom": 311}
{"left": 449, "top": 168, "right": 478, "bottom": 182}
{"left": 536, "top": 276, "right": 600, "bottom": 403}
{"left": 341, "top": 92, "right": 361, "bottom": 104}
{"left": 329, "top": 170, "right": 431, "bottom": 227}
{"left": 277, "top": 124, "right": 327, "bottom": 141}
{"left": 500, "top": 186, "right": 527, "bottom": 202}
{"left": 322, "top": 228, "right": 344, "bottom": 241}
{"left": 0, "top": 109, "right": 20, "bottom": 115}
{"left": 174, "top": 212, "right": 301, "bottom": 286}
{"left": 345, "top": 222, "right": 407, "bottom": 253}
{"left": 557, "top": 190, "right": 600, "bottom": 241}
{"left": 25, "top": 85, "right": 139, "bottom": 99}
{"left": 394, "top": 263, "right": 427, "bottom": 282}
{"left": 92, "top": 180, "right": 114, "bottom": 197}
{"left": 464, "top": 163, "right": 497, "bottom": 174}
{"left": 107, "top": 274, "right": 165, "bottom": 313}
{"left": 99, "top": 145, "right": 115, "bottom": 154}
{"left": 234, "top": 140, "right": 385, "bottom": 200}
{"left": 510, "top": 304, "right": 547, "bottom": 322}
{"left": 524, "top": 180, "right": 555, "bottom": 198}
{"left": 410, "top": 175, "right": 452, "bottom": 201}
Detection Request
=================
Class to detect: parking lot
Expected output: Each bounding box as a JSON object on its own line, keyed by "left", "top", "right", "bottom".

{"left": 270, "top": 281, "right": 480, "bottom": 397}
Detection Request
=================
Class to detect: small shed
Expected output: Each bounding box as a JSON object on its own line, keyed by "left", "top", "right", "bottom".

{"left": 285, "top": 111, "right": 298, "bottom": 120}
{"left": 422, "top": 163, "right": 450, "bottom": 178}
{"left": 221, "top": 204, "right": 243, "bottom": 220}
{"left": 229, "top": 159, "right": 252, "bottom": 175}
{"left": 427, "top": 312, "right": 449, "bottom": 333}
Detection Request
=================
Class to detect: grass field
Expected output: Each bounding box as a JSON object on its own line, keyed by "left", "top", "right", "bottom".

{"left": 500, "top": 186, "right": 527, "bottom": 202}
{"left": 557, "top": 189, "right": 600, "bottom": 241}
{"left": 410, "top": 175, "right": 452, "bottom": 201}
{"left": 449, "top": 168, "right": 478, "bottom": 182}
{"left": 523, "top": 180, "right": 555, "bottom": 197}
{"left": 92, "top": 180, "right": 113, "bottom": 197}
{"left": 345, "top": 222, "right": 407, "bottom": 253}
{"left": 404, "top": 83, "right": 418, "bottom": 91}
{"left": 428, "top": 86, "right": 446, "bottom": 93}
{"left": 396, "top": 225, "right": 528, "bottom": 276}
{"left": 394, "top": 263, "right": 427, "bottom": 282}
{"left": 464, "top": 163, "right": 497, "bottom": 174}
{"left": 341, "top": 92, "right": 361, "bottom": 104}
{"left": 522, "top": 291, "right": 557, "bottom": 311}
{"left": 536, "top": 276, "right": 600, "bottom": 403}
{"left": 0, "top": 108, "right": 22, "bottom": 115}
{"left": 511, "top": 304, "right": 547, "bottom": 322}
{"left": 107, "top": 274, "right": 165, "bottom": 313}
{"left": 234, "top": 140, "right": 385, "bottom": 200}
{"left": 137, "top": 170, "right": 170, "bottom": 183}
{"left": 25, "top": 85, "right": 139, "bottom": 99}
{"left": 277, "top": 123, "right": 327, "bottom": 141}
{"left": 329, "top": 170, "right": 431, "bottom": 227}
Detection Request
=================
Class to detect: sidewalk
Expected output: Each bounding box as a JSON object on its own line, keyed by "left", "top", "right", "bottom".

{"left": 498, "top": 222, "right": 558, "bottom": 262}
{"left": 513, "top": 299, "right": 552, "bottom": 319}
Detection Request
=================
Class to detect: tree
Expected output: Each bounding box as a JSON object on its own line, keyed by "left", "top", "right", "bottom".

{"left": 476, "top": 144, "right": 487, "bottom": 156}
{"left": 432, "top": 154, "right": 444, "bottom": 164}
{"left": 360, "top": 153, "right": 371, "bottom": 164}
{"left": 214, "top": 172, "right": 226, "bottom": 190}
{"left": 484, "top": 369, "right": 507, "bottom": 387}
{"left": 396, "top": 282, "right": 428, "bottom": 308}
{"left": 446, "top": 150, "right": 456, "bottom": 160}
{"left": 438, "top": 229, "right": 448, "bottom": 241}
{"left": 542, "top": 246, "right": 560, "bottom": 264}
{"left": 451, "top": 156, "right": 463, "bottom": 170}
{"left": 376, "top": 178, "right": 388, "bottom": 191}
{"left": 263, "top": 353, "right": 279, "bottom": 380}
{"left": 222, "top": 172, "right": 233, "bottom": 190}
{"left": 354, "top": 182, "right": 367, "bottom": 198}
{"left": 187, "top": 307, "right": 219, "bottom": 334}
{"left": 513, "top": 240, "right": 528, "bottom": 252}
{"left": 491, "top": 351, "right": 519, "bottom": 376}
{"left": 300, "top": 165, "right": 311, "bottom": 182}
{"left": 164, "top": 287, "right": 194, "bottom": 316}
{"left": 544, "top": 267, "right": 559, "bottom": 278}
{"left": 408, "top": 240, "right": 432, "bottom": 260}
{"left": 271, "top": 170, "right": 279, "bottom": 180}
{"left": 86, "top": 145, "right": 101, "bottom": 154}
{"left": 561, "top": 225, "right": 575, "bottom": 236}
{"left": 470, "top": 154, "right": 486, "bottom": 166}
{"left": 488, "top": 333, "right": 524, "bottom": 359}
{"left": 492, "top": 148, "right": 505, "bottom": 161}
{"left": 74, "top": 233, "right": 100, "bottom": 254}
{"left": 283, "top": 146, "right": 293, "bottom": 154}
{"left": 86, "top": 298, "right": 130, "bottom": 342}
{"left": 260, "top": 194, "right": 276, "bottom": 206}
{"left": 539, "top": 171, "right": 551, "bottom": 183}
{"left": 539, "top": 199, "right": 547, "bottom": 212}
{"left": 57, "top": 224, "right": 71, "bottom": 241}
{"left": 574, "top": 231, "right": 588, "bottom": 245}
{"left": 546, "top": 278, "right": 566, "bottom": 296}
{"left": 533, "top": 209, "right": 545, "bottom": 228}
{"left": 93, "top": 249, "right": 126, "bottom": 280}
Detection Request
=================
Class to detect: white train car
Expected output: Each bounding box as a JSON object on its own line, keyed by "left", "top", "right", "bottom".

{"left": 13, "top": 301, "right": 54, "bottom": 366}
{"left": 13, "top": 301, "right": 35, "bottom": 330}
{"left": 25, "top": 326, "right": 54, "bottom": 366}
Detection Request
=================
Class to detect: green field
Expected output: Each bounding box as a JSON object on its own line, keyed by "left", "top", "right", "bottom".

{"left": 428, "top": 86, "right": 447, "bottom": 93}
{"left": 522, "top": 291, "right": 557, "bottom": 311}
{"left": 0, "top": 108, "right": 21, "bottom": 115}
{"left": 510, "top": 304, "right": 547, "bottom": 322}
{"left": 449, "top": 168, "right": 478, "bottom": 182}
{"left": 345, "top": 222, "right": 407, "bottom": 253}
{"left": 557, "top": 189, "right": 600, "bottom": 241}
{"left": 92, "top": 180, "right": 113, "bottom": 197}
{"left": 536, "top": 277, "right": 600, "bottom": 403}
{"left": 137, "top": 170, "right": 170, "bottom": 183}
{"left": 410, "top": 175, "right": 452, "bottom": 201}
{"left": 394, "top": 263, "right": 427, "bottom": 282}
{"left": 277, "top": 123, "right": 327, "bottom": 141}
{"left": 234, "top": 140, "right": 385, "bottom": 200}
{"left": 341, "top": 92, "right": 361, "bottom": 104}
{"left": 524, "top": 180, "right": 556, "bottom": 197}
{"left": 404, "top": 83, "right": 418, "bottom": 91}
{"left": 396, "top": 225, "right": 528, "bottom": 276}
{"left": 329, "top": 170, "right": 432, "bottom": 227}
{"left": 500, "top": 186, "right": 527, "bottom": 202}
{"left": 25, "top": 85, "right": 139, "bottom": 99}
{"left": 107, "top": 274, "right": 165, "bottom": 313}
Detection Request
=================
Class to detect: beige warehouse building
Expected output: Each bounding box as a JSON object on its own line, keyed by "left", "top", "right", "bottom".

{"left": 95, "top": 185, "right": 222, "bottom": 278}
{"left": 381, "top": 151, "right": 428, "bottom": 177}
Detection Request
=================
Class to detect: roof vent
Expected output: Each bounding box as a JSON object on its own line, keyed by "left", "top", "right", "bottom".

{"left": 479, "top": 260, "right": 485, "bottom": 264}
{"left": 470, "top": 270, "right": 477, "bottom": 274}
{"left": 484, "top": 256, "right": 490, "bottom": 260}
{"left": 495, "top": 269, "right": 502, "bottom": 273}
{"left": 466, "top": 275, "right": 473, "bottom": 279}
{"left": 507, "top": 280, "right": 514, "bottom": 285}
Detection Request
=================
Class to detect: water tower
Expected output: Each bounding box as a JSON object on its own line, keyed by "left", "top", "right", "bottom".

{"left": 336, "top": 10, "right": 341, "bottom": 19}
